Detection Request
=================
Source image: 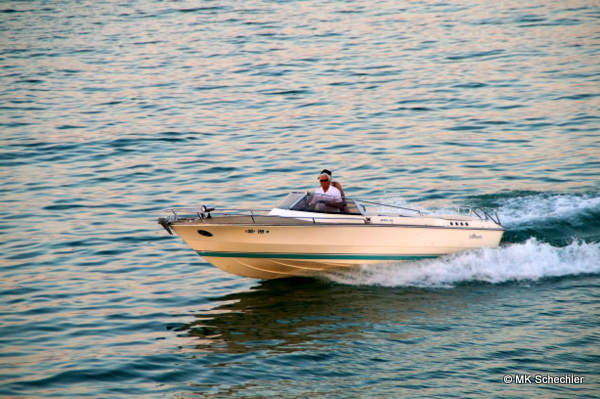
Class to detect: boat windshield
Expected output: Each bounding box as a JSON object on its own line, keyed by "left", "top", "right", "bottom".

{"left": 275, "top": 192, "right": 307, "bottom": 209}
{"left": 275, "top": 192, "right": 364, "bottom": 215}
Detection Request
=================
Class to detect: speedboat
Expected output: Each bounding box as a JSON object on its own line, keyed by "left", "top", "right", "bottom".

{"left": 158, "top": 191, "right": 504, "bottom": 279}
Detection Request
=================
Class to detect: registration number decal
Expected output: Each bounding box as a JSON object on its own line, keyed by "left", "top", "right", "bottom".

{"left": 245, "top": 229, "right": 270, "bottom": 234}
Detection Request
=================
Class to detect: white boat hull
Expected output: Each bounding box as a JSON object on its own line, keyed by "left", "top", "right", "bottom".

{"left": 170, "top": 220, "right": 504, "bottom": 279}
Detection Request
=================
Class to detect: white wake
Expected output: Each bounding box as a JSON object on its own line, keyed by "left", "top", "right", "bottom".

{"left": 326, "top": 239, "right": 600, "bottom": 288}
{"left": 496, "top": 193, "right": 600, "bottom": 227}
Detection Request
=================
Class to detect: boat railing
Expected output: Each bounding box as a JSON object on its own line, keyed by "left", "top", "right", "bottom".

{"left": 163, "top": 208, "right": 370, "bottom": 225}
{"left": 166, "top": 207, "right": 270, "bottom": 219}
{"left": 458, "top": 206, "right": 502, "bottom": 225}
{"left": 163, "top": 203, "right": 501, "bottom": 226}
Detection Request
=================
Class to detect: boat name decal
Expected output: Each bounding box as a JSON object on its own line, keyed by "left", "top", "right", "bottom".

{"left": 469, "top": 234, "right": 483, "bottom": 239}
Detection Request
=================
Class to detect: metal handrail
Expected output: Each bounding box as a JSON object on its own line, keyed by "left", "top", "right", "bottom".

{"left": 482, "top": 208, "right": 502, "bottom": 225}
{"left": 163, "top": 208, "right": 369, "bottom": 224}
{"left": 166, "top": 208, "right": 272, "bottom": 220}
{"left": 164, "top": 201, "right": 501, "bottom": 225}
{"left": 457, "top": 206, "right": 502, "bottom": 225}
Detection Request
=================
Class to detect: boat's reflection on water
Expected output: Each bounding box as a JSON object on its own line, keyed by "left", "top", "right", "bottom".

{"left": 177, "top": 277, "right": 473, "bottom": 354}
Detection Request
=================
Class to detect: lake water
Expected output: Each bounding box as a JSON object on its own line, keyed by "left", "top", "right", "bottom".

{"left": 1, "top": 0, "right": 599, "bottom": 397}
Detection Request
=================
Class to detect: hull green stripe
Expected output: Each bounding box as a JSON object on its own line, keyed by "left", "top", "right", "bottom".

{"left": 198, "top": 251, "right": 437, "bottom": 261}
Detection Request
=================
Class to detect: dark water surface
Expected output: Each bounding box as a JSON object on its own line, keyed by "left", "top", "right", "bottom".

{"left": 1, "top": 0, "right": 599, "bottom": 397}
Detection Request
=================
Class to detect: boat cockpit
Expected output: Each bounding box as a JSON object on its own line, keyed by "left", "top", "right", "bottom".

{"left": 274, "top": 191, "right": 365, "bottom": 215}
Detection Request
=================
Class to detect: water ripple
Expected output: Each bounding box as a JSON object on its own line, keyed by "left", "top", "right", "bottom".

{"left": 1, "top": 0, "right": 599, "bottom": 397}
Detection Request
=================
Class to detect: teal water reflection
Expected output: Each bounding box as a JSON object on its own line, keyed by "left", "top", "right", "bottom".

{"left": 174, "top": 276, "right": 599, "bottom": 397}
